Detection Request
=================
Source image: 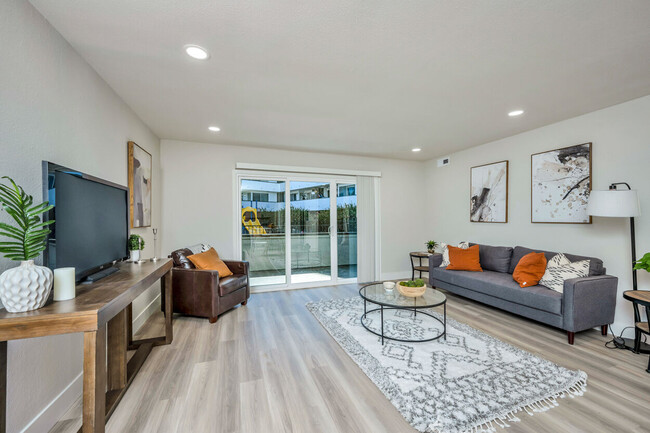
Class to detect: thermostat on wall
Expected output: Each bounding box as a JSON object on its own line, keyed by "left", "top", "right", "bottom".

{"left": 437, "top": 156, "right": 450, "bottom": 167}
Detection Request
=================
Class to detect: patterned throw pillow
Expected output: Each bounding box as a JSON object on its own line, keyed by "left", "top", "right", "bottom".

{"left": 539, "top": 253, "right": 590, "bottom": 293}
{"left": 439, "top": 242, "right": 470, "bottom": 267}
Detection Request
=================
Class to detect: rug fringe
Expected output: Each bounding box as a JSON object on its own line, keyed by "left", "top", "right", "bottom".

{"left": 429, "top": 377, "right": 588, "bottom": 433}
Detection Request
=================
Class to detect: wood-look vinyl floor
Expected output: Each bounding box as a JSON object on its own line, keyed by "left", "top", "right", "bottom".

{"left": 51, "top": 284, "right": 650, "bottom": 433}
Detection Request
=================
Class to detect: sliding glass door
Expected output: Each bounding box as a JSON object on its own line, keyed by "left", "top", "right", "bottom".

{"left": 241, "top": 179, "right": 286, "bottom": 285}
{"left": 239, "top": 174, "right": 357, "bottom": 289}
{"left": 290, "top": 181, "right": 332, "bottom": 284}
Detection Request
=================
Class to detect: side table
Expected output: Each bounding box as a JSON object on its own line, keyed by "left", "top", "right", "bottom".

{"left": 622, "top": 290, "right": 650, "bottom": 373}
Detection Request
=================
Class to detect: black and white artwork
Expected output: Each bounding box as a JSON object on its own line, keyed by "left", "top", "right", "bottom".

{"left": 531, "top": 143, "right": 591, "bottom": 224}
{"left": 470, "top": 160, "right": 508, "bottom": 223}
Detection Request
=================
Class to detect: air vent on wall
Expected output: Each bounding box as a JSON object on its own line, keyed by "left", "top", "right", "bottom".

{"left": 437, "top": 156, "right": 450, "bottom": 167}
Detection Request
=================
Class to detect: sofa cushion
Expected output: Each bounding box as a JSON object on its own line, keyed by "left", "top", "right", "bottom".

{"left": 509, "top": 246, "right": 603, "bottom": 276}
{"left": 473, "top": 244, "right": 513, "bottom": 273}
{"left": 431, "top": 268, "right": 562, "bottom": 314}
{"left": 219, "top": 275, "right": 248, "bottom": 296}
{"left": 512, "top": 252, "right": 547, "bottom": 288}
{"left": 171, "top": 248, "right": 196, "bottom": 269}
{"left": 447, "top": 245, "right": 482, "bottom": 271}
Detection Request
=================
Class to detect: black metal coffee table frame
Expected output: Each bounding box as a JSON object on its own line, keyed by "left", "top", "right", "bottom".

{"left": 359, "top": 283, "right": 446, "bottom": 345}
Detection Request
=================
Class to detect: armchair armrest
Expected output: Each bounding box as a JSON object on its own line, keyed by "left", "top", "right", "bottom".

{"left": 223, "top": 260, "right": 249, "bottom": 275}
{"left": 170, "top": 267, "right": 220, "bottom": 318}
{"left": 562, "top": 275, "right": 618, "bottom": 332}
{"left": 429, "top": 253, "right": 443, "bottom": 271}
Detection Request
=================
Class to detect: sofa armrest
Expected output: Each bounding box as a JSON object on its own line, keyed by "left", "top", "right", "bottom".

{"left": 562, "top": 275, "right": 618, "bottom": 332}
{"left": 223, "top": 260, "right": 249, "bottom": 275}
{"left": 429, "top": 254, "right": 443, "bottom": 272}
{"left": 170, "top": 268, "right": 220, "bottom": 317}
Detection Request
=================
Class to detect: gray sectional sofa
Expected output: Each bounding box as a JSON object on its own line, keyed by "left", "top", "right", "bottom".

{"left": 429, "top": 244, "right": 618, "bottom": 344}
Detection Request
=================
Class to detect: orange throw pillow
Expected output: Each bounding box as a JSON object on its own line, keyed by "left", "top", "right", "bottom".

{"left": 512, "top": 252, "right": 547, "bottom": 288}
{"left": 446, "top": 245, "right": 482, "bottom": 272}
{"left": 187, "top": 248, "right": 233, "bottom": 277}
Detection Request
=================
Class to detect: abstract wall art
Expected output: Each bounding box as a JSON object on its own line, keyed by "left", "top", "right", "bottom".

{"left": 531, "top": 143, "right": 592, "bottom": 224}
{"left": 128, "top": 141, "right": 152, "bottom": 228}
{"left": 470, "top": 160, "right": 508, "bottom": 223}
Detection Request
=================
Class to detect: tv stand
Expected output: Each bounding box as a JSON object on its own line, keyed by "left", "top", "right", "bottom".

{"left": 0, "top": 259, "right": 173, "bottom": 433}
{"left": 85, "top": 266, "right": 119, "bottom": 283}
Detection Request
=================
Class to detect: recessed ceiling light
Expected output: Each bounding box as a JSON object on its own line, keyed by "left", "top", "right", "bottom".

{"left": 185, "top": 45, "right": 210, "bottom": 60}
{"left": 508, "top": 109, "right": 524, "bottom": 117}
{"left": 208, "top": 126, "right": 220, "bottom": 132}
{"left": 412, "top": 148, "right": 421, "bottom": 152}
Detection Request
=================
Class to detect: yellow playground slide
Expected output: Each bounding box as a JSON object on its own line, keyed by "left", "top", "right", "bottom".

{"left": 242, "top": 207, "right": 266, "bottom": 235}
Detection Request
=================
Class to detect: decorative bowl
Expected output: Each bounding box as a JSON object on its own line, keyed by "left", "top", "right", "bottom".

{"left": 397, "top": 281, "right": 426, "bottom": 297}
{"left": 383, "top": 281, "right": 395, "bottom": 291}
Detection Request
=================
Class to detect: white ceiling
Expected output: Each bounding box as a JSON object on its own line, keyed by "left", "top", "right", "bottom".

{"left": 30, "top": 0, "right": 650, "bottom": 160}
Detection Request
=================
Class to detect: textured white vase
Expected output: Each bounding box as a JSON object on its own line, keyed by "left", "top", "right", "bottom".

{"left": 0, "top": 260, "right": 53, "bottom": 313}
{"left": 130, "top": 250, "right": 140, "bottom": 261}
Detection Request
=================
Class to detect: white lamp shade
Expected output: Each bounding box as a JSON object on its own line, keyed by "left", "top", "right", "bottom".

{"left": 586, "top": 190, "right": 641, "bottom": 217}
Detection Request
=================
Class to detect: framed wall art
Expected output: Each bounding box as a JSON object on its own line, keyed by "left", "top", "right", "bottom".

{"left": 128, "top": 141, "right": 152, "bottom": 228}
{"left": 470, "top": 160, "right": 508, "bottom": 223}
{"left": 531, "top": 142, "right": 592, "bottom": 224}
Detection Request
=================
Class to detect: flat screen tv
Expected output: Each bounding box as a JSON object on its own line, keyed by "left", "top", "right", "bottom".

{"left": 42, "top": 162, "right": 129, "bottom": 282}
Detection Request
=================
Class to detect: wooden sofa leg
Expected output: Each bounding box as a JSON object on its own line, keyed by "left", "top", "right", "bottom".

{"left": 241, "top": 300, "right": 248, "bottom": 306}
{"left": 209, "top": 316, "right": 218, "bottom": 324}
{"left": 567, "top": 331, "right": 575, "bottom": 345}
{"left": 601, "top": 325, "right": 608, "bottom": 336}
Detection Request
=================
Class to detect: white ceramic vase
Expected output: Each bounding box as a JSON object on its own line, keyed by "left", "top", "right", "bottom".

{"left": 130, "top": 250, "right": 140, "bottom": 262}
{"left": 0, "top": 260, "right": 53, "bottom": 313}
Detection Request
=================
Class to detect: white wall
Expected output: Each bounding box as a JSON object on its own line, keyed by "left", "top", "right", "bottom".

{"left": 0, "top": 1, "right": 162, "bottom": 431}
{"left": 160, "top": 140, "right": 426, "bottom": 280}
{"left": 425, "top": 95, "right": 650, "bottom": 336}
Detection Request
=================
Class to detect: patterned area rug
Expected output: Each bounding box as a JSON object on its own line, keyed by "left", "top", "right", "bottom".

{"left": 306, "top": 297, "right": 587, "bottom": 433}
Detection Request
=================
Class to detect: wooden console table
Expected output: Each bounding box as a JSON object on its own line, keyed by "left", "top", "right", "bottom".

{"left": 0, "top": 259, "right": 173, "bottom": 433}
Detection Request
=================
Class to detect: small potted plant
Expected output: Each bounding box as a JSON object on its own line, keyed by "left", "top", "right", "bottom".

{"left": 634, "top": 253, "right": 650, "bottom": 273}
{"left": 398, "top": 278, "right": 426, "bottom": 297}
{"left": 128, "top": 234, "right": 145, "bottom": 262}
{"left": 0, "top": 177, "right": 55, "bottom": 312}
{"left": 426, "top": 240, "right": 438, "bottom": 254}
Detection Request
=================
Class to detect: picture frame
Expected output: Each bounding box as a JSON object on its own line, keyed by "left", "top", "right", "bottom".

{"left": 128, "top": 141, "right": 152, "bottom": 228}
{"left": 470, "top": 160, "right": 509, "bottom": 223}
{"left": 531, "top": 142, "right": 592, "bottom": 224}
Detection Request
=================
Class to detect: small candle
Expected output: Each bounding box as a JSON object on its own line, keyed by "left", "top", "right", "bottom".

{"left": 53, "top": 268, "right": 76, "bottom": 301}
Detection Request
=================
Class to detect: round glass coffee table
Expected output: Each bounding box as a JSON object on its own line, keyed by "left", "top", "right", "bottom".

{"left": 359, "top": 282, "right": 447, "bottom": 345}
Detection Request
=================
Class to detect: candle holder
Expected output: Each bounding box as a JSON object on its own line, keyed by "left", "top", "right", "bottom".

{"left": 150, "top": 228, "right": 161, "bottom": 262}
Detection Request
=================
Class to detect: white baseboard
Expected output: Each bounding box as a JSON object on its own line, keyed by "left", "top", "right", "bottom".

{"left": 21, "top": 372, "right": 83, "bottom": 433}
{"left": 132, "top": 293, "right": 161, "bottom": 332}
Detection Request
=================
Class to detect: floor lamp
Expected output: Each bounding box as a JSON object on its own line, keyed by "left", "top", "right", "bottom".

{"left": 587, "top": 182, "right": 644, "bottom": 351}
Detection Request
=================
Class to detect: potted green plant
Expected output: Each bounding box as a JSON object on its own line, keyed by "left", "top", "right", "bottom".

{"left": 426, "top": 240, "right": 438, "bottom": 254}
{"left": 128, "top": 234, "right": 145, "bottom": 262}
{"left": 634, "top": 253, "right": 650, "bottom": 273}
{"left": 0, "top": 177, "right": 55, "bottom": 312}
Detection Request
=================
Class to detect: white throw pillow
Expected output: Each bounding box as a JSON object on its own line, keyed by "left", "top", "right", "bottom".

{"left": 439, "top": 243, "right": 450, "bottom": 267}
{"left": 439, "top": 242, "right": 470, "bottom": 267}
{"left": 539, "top": 254, "right": 590, "bottom": 293}
{"left": 546, "top": 253, "right": 571, "bottom": 269}
{"left": 201, "top": 243, "right": 213, "bottom": 252}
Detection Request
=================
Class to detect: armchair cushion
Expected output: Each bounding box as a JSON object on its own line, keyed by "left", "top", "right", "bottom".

{"left": 219, "top": 275, "right": 248, "bottom": 296}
